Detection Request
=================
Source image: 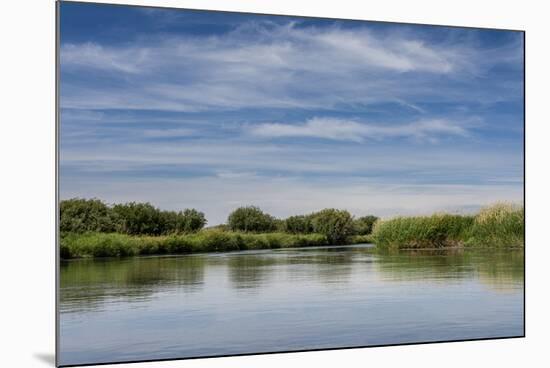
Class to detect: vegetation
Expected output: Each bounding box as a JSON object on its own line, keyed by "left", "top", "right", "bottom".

{"left": 309, "top": 209, "right": 355, "bottom": 244}
{"left": 60, "top": 198, "right": 117, "bottom": 233}
{"left": 464, "top": 203, "right": 524, "bottom": 247}
{"left": 371, "top": 203, "right": 524, "bottom": 249}
{"left": 284, "top": 215, "right": 314, "bottom": 234}
{"left": 61, "top": 198, "right": 206, "bottom": 236}
{"left": 60, "top": 230, "right": 330, "bottom": 259}
{"left": 353, "top": 215, "right": 379, "bottom": 235}
{"left": 227, "top": 206, "right": 277, "bottom": 232}
{"left": 371, "top": 214, "right": 474, "bottom": 249}
{"left": 59, "top": 198, "right": 523, "bottom": 259}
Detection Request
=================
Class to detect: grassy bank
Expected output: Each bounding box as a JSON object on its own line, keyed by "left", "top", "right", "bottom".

{"left": 60, "top": 202, "right": 523, "bottom": 259}
{"left": 371, "top": 203, "right": 524, "bottom": 249}
{"left": 60, "top": 230, "right": 335, "bottom": 259}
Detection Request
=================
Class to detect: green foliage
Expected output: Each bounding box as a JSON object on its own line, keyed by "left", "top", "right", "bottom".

{"left": 284, "top": 215, "right": 314, "bottom": 234}
{"left": 60, "top": 198, "right": 117, "bottom": 233}
{"left": 310, "top": 209, "right": 355, "bottom": 244}
{"left": 353, "top": 215, "right": 379, "bottom": 235}
{"left": 60, "top": 199, "right": 206, "bottom": 237}
{"left": 371, "top": 213, "right": 476, "bottom": 249}
{"left": 162, "top": 208, "right": 208, "bottom": 234}
{"left": 59, "top": 198, "right": 524, "bottom": 257}
{"left": 273, "top": 218, "right": 287, "bottom": 232}
{"left": 465, "top": 203, "right": 524, "bottom": 247}
{"left": 349, "top": 234, "right": 373, "bottom": 244}
{"left": 205, "top": 224, "right": 229, "bottom": 232}
{"left": 180, "top": 209, "right": 207, "bottom": 232}
{"left": 60, "top": 231, "right": 329, "bottom": 259}
{"left": 227, "top": 206, "right": 277, "bottom": 232}
{"left": 371, "top": 204, "right": 524, "bottom": 249}
{"left": 112, "top": 202, "right": 164, "bottom": 235}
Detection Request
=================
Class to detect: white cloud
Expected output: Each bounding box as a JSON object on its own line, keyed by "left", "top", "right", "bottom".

{"left": 59, "top": 22, "right": 521, "bottom": 112}
{"left": 61, "top": 43, "right": 148, "bottom": 74}
{"left": 58, "top": 20, "right": 523, "bottom": 220}
{"left": 141, "top": 128, "right": 195, "bottom": 138}
{"left": 249, "top": 117, "right": 469, "bottom": 142}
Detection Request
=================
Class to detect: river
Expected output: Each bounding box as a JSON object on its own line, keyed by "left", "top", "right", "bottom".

{"left": 59, "top": 244, "right": 524, "bottom": 366}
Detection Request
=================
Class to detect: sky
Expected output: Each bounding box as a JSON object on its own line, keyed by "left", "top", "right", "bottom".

{"left": 59, "top": 2, "right": 524, "bottom": 225}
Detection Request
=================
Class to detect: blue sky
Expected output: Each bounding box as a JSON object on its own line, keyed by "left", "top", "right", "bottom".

{"left": 59, "top": 2, "right": 524, "bottom": 225}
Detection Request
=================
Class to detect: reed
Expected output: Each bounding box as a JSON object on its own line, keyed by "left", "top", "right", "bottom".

{"left": 370, "top": 203, "right": 524, "bottom": 249}
{"left": 464, "top": 203, "right": 524, "bottom": 247}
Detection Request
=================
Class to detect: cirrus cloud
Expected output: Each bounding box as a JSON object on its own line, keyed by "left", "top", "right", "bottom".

{"left": 248, "top": 117, "right": 470, "bottom": 143}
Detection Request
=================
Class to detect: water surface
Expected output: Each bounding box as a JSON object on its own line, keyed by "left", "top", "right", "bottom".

{"left": 59, "top": 244, "right": 524, "bottom": 366}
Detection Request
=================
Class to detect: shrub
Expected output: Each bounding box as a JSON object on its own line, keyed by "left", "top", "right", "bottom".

{"left": 60, "top": 198, "right": 117, "bottom": 233}
{"left": 310, "top": 209, "right": 354, "bottom": 244}
{"left": 179, "top": 209, "right": 207, "bottom": 233}
{"left": 353, "top": 215, "right": 379, "bottom": 235}
{"left": 112, "top": 202, "right": 164, "bottom": 235}
{"left": 110, "top": 203, "right": 207, "bottom": 235}
{"left": 227, "top": 206, "right": 277, "bottom": 232}
{"left": 284, "top": 215, "right": 314, "bottom": 234}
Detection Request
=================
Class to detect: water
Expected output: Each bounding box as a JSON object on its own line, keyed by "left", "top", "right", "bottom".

{"left": 59, "top": 244, "right": 524, "bottom": 366}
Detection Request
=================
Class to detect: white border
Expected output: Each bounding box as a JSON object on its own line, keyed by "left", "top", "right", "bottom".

{"left": 2, "top": 1, "right": 549, "bottom": 367}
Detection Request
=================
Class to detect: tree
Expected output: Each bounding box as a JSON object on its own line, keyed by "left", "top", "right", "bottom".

{"left": 178, "top": 209, "right": 207, "bottom": 233}
{"left": 111, "top": 202, "right": 163, "bottom": 235}
{"left": 311, "top": 209, "right": 354, "bottom": 244}
{"left": 284, "top": 215, "right": 314, "bottom": 234}
{"left": 60, "top": 198, "right": 116, "bottom": 233}
{"left": 227, "top": 206, "right": 277, "bottom": 232}
{"left": 353, "top": 215, "right": 379, "bottom": 235}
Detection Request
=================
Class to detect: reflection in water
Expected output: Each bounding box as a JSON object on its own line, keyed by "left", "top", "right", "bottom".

{"left": 227, "top": 255, "right": 277, "bottom": 290}
{"left": 59, "top": 245, "right": 524, "bottom": 366}
{"left": 60, "top": 256, "right": 206, "bottom": 313}
{"left": 373, "top": 248, "right": 524, "bottom": 292}
{"left": 285, "top": 248, "right": 357, "bottom": 285}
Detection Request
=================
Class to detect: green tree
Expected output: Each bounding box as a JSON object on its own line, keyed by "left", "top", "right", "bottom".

{"left": 353, "top": 215, "right": 379, "bottom": 235}
{"left": 311, "top": 209, "right": 354, "bottom": 244}
{"left": 60, "top": 198, "right": 116, "bottom": 233}
{"left": 227, "top": 206, "right": 277, "bottom": 232}
{"left": 112, "top": 202, "right": 163, "bottom": 235}
{"left": 284, "top": 215, "right": 314, "bottom": 234}
{"left": 178, "top": 209, "right": 207, "bottom": 233}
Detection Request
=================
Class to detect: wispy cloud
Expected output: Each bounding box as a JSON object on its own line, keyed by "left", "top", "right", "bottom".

{"left": 141, "top": 128, "right": 195, "bottom": 138}
{"left": 59, "top": 7, "right": 524, "bottom": 222}
{"left": 61, "top": 43, "right": 148, "bottom": 74}
{"left": 248, "top": 117, "right": 470, "bottom": 143}
{"left": 60, "top": 21, "right": 522, "bottom": 112}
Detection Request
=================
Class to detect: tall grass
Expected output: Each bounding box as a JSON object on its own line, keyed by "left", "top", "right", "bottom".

{"left": 60, "top": 202, "right": 524, "bottom": 258}
{"left": 371, "top": 214, "right": 474, "bottom": 249}
{"left": 464, "top": 203, "right": 524, "bottom": 247}
{"left": 60, "top": 230, "right": 329, "bottom": 259}
{"left": 371, "top": 203, "right": 524, "bottom": 249}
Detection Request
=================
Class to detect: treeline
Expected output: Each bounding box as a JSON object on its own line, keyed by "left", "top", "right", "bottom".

{"left": 59, "top": 198, "right": 524, "bottom": 259}
{"left": 226, "top": 206, "right": 377, "bottom": 244}
{"left": 60, "top": 199, "right": 207, "bottom": 235}
{"left": 60, "top": 199, "right": 379, "bottom": 244}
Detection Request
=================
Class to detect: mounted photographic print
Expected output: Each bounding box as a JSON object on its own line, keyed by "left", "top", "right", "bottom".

{"left": 56, "top": 1, "right": 525, "bottom": 366}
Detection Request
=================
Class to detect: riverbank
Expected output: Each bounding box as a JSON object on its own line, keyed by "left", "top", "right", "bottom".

{"left": 60, "top": 231, "right": 373, "bottom": 259}
{"left": 59, "top": 203, "right": 523, "bottom": 259}
{"left": 371, "top": 203, "right": 524, "bottom": 249}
